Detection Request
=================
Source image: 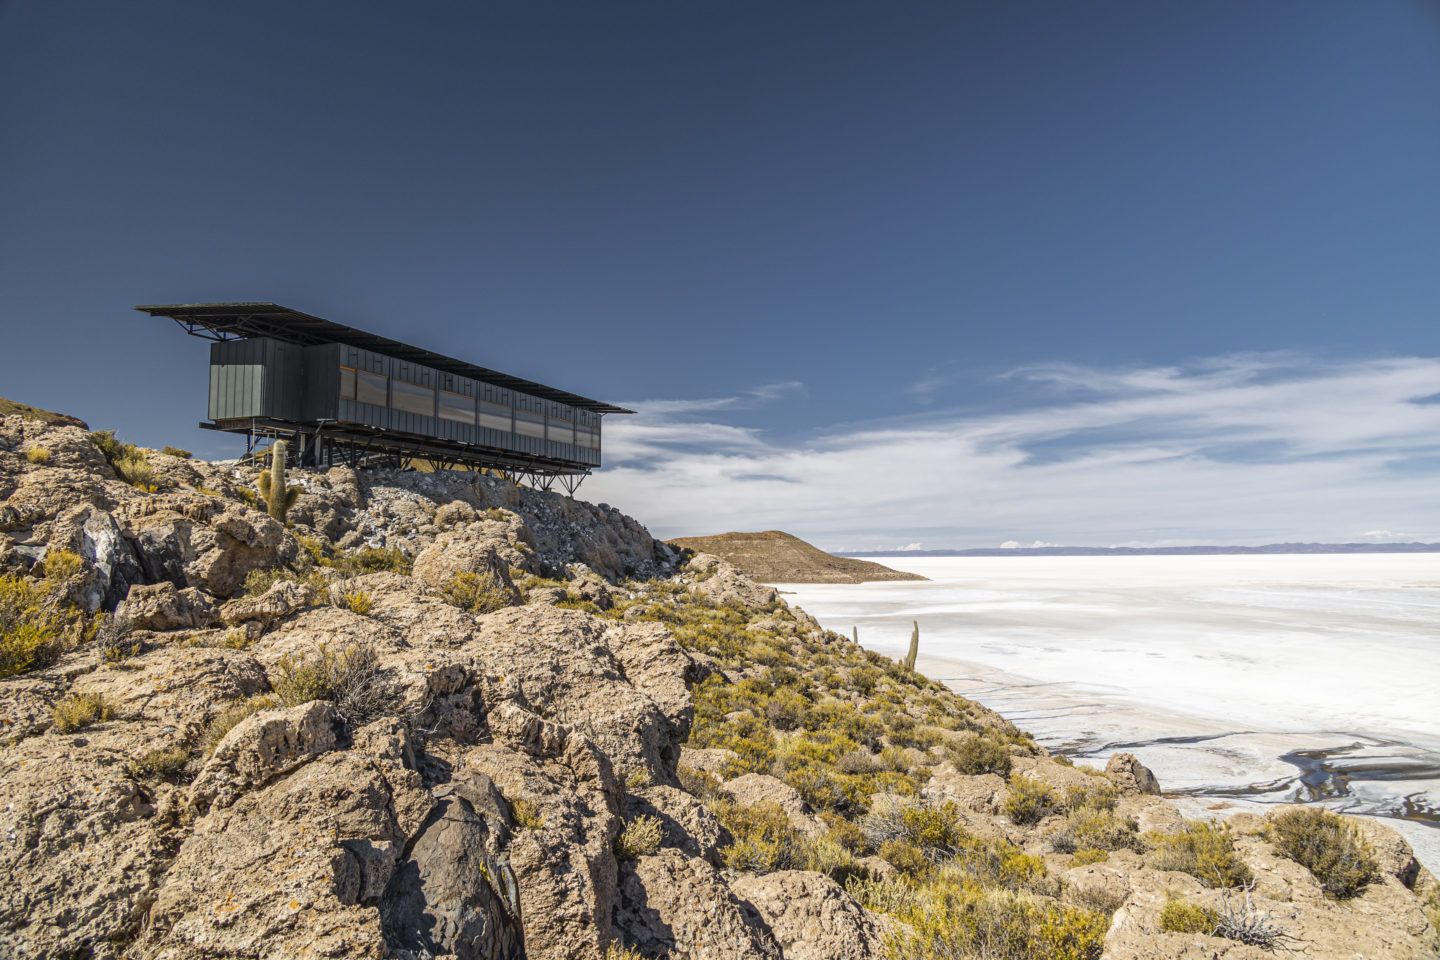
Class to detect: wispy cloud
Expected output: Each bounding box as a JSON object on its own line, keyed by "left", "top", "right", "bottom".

{"left": 584, "top": 355, "right": 1440, "bottom": 549}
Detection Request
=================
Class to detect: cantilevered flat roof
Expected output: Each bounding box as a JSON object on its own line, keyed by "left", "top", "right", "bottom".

{"left": 135, "top": 301, "right": 634, "bottom": 415}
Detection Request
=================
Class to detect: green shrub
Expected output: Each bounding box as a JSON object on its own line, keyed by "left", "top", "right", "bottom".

{"left": 1071, "top": 847, "right": 1108, "bottom": 865}
{"left": 615, "top": 814, "right": 664, "bottom": 859}
{"left": 23, "top": 446, "right": 51, "bottom": 464}
{"left": 1266, "top": 807, "right": 1379, "bottom": 900}
{"left": 336, "top": 587, "right": 373, "bottom": 616}
{"left": 887, "top": 882, "right": 1107, "bottom": 960}
{"left": 159, "top": 446, "right": 192, "bottom": 459}
{"left": 440, "top": 571, "right": 513, "bottom": 614}
{"left": 862, "top": 798, "right": 967, "bottom": 863}
{"left": 1051, "top": 807, "right": 1142, "bottom": 854}
{"left": 677, "top": 763, "right": 720, "bottom": 799}
{"left": 1159, "top": 898, "right": 1218, "bottom": 934}
{"left": 949, "top": 735, "right": 1013, "bottom": 776}
{"left": 339, "top": 546, "right": 412, "bottom": 576}
{"left": 89, "top": 429, "right": 140, "bottom": 466}
{"left": 115, "top": 454, "right": 160, "bottom": 492}
{"left": 709, "top": 798, "right": 807, "bottom": 873}
{"left": 51, "top": 691, "right": 114, "bottom": 732}
{"left": 1003, "top": 776, "right": 1057, "bottom": 825}
{"left": 1146, "top": 820, "right": 1253, "bottom": 888}
{"left": 0, "top": 574, "right": 75, "bottom": 678}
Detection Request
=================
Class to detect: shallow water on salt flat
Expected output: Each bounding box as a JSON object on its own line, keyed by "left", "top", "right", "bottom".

{"left": 773, "top": 554, "right": 1440, "bottom": 869}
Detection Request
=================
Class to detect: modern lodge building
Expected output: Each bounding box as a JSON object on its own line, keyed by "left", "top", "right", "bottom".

{"left": 138, "top": 302, "right": 632, "bottom": 493}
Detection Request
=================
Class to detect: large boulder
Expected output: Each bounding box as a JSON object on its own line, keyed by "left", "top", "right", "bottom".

{"left": 190, "top": 701, "right": 343, "bottom": 812}
{"left": 625, "top": 785, "right": 729, "bottom": 865}
{"left": 0, "top": 726, "right": 175, "bottom": 960}
{"left": 116, "top": 580, "right": 217, "bottom": 632}
{"left": 719, "top": 773, "right": 827, "bottom": 839}
{"left": 613, "top": 849, "right": 781, "bottom": 960}
{"left": 1106, "top": 753, "right": 1162, "bottom": 795}
{"left": 413, "top": 530, "right": 523, "bottom": 605}
{"left": 117, "top": 493, "right": 298, "bottom": 597}
{"left": 728, "top": 870, "right": 888, "bottom": 960}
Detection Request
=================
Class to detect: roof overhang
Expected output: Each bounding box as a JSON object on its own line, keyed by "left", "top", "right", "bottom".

{"left": 135, "top": 301, "right": 634, "bottom": 415}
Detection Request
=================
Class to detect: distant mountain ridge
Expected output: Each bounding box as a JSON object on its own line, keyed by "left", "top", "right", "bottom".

{"left": 668, "top": 530, "right": 926, "bottom": 582}
{"left": 841, "top": 541, "right": 1440, "bottom": 557}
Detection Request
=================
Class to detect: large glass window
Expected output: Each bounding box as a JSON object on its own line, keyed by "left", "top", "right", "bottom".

{"left": 339, "top": 366, "right": 357, "bottom": 400}
{"left": 573, "top": 426, "right": 593, "bottom": 449}
{"left": 515, "top": 408, "right": 546, "bottom": 439}
{"left": 438, "top": 389, "right": 476, "bottom": 426}
{"left": 356, "top": 370, "right": 388, "bottom": 406}
{"left": 547, "top": 416, "right": 574, "bottom": 444}
{"left": 391, "top": 379, "right": 435, "bottom": 417}
{"left": 479, "top": 400, "right": 512, "bottom": 433}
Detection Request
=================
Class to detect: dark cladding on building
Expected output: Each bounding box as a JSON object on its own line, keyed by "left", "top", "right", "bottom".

{"left": 137, "top": 302, "right": 632, "bottom": 493}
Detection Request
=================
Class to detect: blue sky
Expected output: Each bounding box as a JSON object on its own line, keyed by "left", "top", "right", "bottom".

{"left": 2, "top": 2, "right": 1437, "bottom": 548}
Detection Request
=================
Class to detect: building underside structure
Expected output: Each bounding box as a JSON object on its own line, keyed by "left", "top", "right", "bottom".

{"left": 137, "top": 302, "right": 633, "bottom": 495}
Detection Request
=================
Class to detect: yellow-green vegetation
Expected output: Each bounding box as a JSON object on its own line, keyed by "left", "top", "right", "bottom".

{"left": 596, "top": 578, "right": 1110, "bottom": 956}
{"left": 440, "top": 571, "right": 512, "bottom": 614}
{"left": 1145, "top": 820, "right": 1253, "bottom": 888}
{"left": 1048, "top": 782, "right": 1142, "bottom": 854}
{"left": 1003, "top": 776, "right": 1057, "bottom": 825}
{"left": 948, "top": 733, "right": 1013, "bottom": 776}
{"left": 509, "top": 796, "right": 544, "bottom": 830}
{"left": 202, "top": 695, "right": 278, "bottom": 754}
{"left": 51, "top": 691, "right": 114, "bottom": 733}
{"left": 605, "top": 944, "right": 645, "bottom": 960}
{"left": 615, "top": 814, "right": 665, "bottom": 860}
{"left": 89, "top": 429, "right": 141, "bottom": 466}
{"left": 127, "top": 744, "right": 191, "bottom": 781}
{"left": 336, "top": 587, "right": 374, "bottom": 616}
{"left": 1159, "top": 897, "right": 1218, "bottom": 934}
{"left": 23, "top": 445, "right": 51, "bottom": 464}
{"left": 1265, "top": 807, "right": 1380, "bottom": 900}
{"left": 1071, "top": 848, "right": 1108, "bottom": 866}
{"left": 159, "top": 445, "right": 192, "bottom": 459}
{"left": 273, "top": 642, "right": 391, "bottom": 725}
{"left": 0, "top": 557, "right": 91, "bottom": 678}
{"left": 115, "top": 454, "right": 160, "bottom": 492}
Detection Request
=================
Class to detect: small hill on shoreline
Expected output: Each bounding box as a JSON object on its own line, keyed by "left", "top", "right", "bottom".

{"left": 668, "top": 529, "right": 926, "bottom": 583}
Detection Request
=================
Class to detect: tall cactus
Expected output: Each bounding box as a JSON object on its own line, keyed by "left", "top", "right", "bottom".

{"left": 902, "top": 620, "right": 919, "bottom": 672}
{"left": 257, "top": 440, "right": 300, "bottom": 523}
{"left": 852, "top": 626, "right": 858, "bottom": 645}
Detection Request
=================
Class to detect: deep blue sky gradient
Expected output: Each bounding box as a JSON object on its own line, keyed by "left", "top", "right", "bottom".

{"left": 2, "top": 2, "right": 1438, "bottom": 543}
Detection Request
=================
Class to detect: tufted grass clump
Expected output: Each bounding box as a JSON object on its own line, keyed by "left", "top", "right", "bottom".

{"left": 1003, "top": 776, "right": 1057, "bottom": 825}
{"left": 709, "top": 798, "right": 807, "bottom": 873}
{"left": 337, "top": 546, "right": 412, "bottom": 576}
{"left": 1266, "top": 807, "right": 1379, "bottom": 900}
{"left": 1159, "top": 897, "right": 1218, "bottom": 933}
{"left": 615, "top": 814, "right": 665, "bottom": 860}
{"left": 605, "top": 944, "right": 645, "bottom": 960}
{"left": 128, "top": 744, "right": 192, "bottom": 781}
{"left": 51, "top": 691, "right": 115, "bottom": 733}
{"left": 440, "top": 571, "right": 512, "bottom": 615}
{"left": 1146, "top": 820, "right": 1252, "bottom": 888}
{"left": 202, "top": 695, "right": 278, "bottom": 754}
{"left": 24, "top": 445, "right": 51, "bottom": 464}
{"left": 509, "top": 796, "right": 544, "bottom": 831}
{"left": 159, "top": 445, "right": 192, "bottom": 458}
{"left": 335, "top": 586, "right": 373, "bottom": 616}
{"left": 948, "top": 734, "right": 1013, "bottom": 776}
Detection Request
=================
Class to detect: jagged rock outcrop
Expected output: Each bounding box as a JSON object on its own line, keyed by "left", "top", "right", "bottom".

{"left": 728, "top": 871, "right": 889, "bottom": 960}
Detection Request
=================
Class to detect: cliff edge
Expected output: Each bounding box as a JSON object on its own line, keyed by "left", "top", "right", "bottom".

{"left": 0, "top": 410, "right": 1435, "bottom": 960}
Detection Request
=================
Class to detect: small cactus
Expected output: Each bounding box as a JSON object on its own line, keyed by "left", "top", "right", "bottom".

{"left": 852, "top": 625, "right": 859, "bottom": 645}
{"left": 902, "top": 620, "right": 919, "bottom": 672}
{"left": 257, "top": 440, "right": 300, "bottom": 523}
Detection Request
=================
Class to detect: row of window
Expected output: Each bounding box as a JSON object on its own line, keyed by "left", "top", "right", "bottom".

{"left": 339, "top": 366, "right": 599, "bottom": 448}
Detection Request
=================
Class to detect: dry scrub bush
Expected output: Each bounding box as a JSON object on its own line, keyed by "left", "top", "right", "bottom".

{"left": 509, "top": 797, "right": 544, "bottom": 831}
{"left": 335, "top": 586, "right": 373, "bottom": 616}
{"left": 159, "top": 445, "right": 191, "bottom": 458}
{"left": 1266, "top": 807, "right": 1379, "bottom": 900}
{"left": 440, "top": 571, "right": 512, "bottom": 615}
{"left": 128, "top": 744, "right": 191, "bottom": 781}
{"left": 1212, "top": 882, "right": 1302, "bottom": 949}
{"left": 615, "top": 815, "right": 664, "bottom": 860}
{"left": 1003, "top": 776, "right": 1057, "bottom": 825}
{"left": 1145, "top": 820, "right": 1252, "bottom": 888}
{"left": 52, "top": 692, "right": 114, "bottom": 733}
{"left": 23, "top": 446, "right": 51, "bottom": 464}
{"left": 273, "top": 642, "right": 394, "bottom": 727}
{"left": 948, "top": 734, "right": 1013, "bottom": 776}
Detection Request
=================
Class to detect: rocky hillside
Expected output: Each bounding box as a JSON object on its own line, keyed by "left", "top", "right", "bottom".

{"left": 668, "top": 530, "right": 925, "bottom": 584}
{"left": 1, "top": 411, "right": 1437, "bottom": 960}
